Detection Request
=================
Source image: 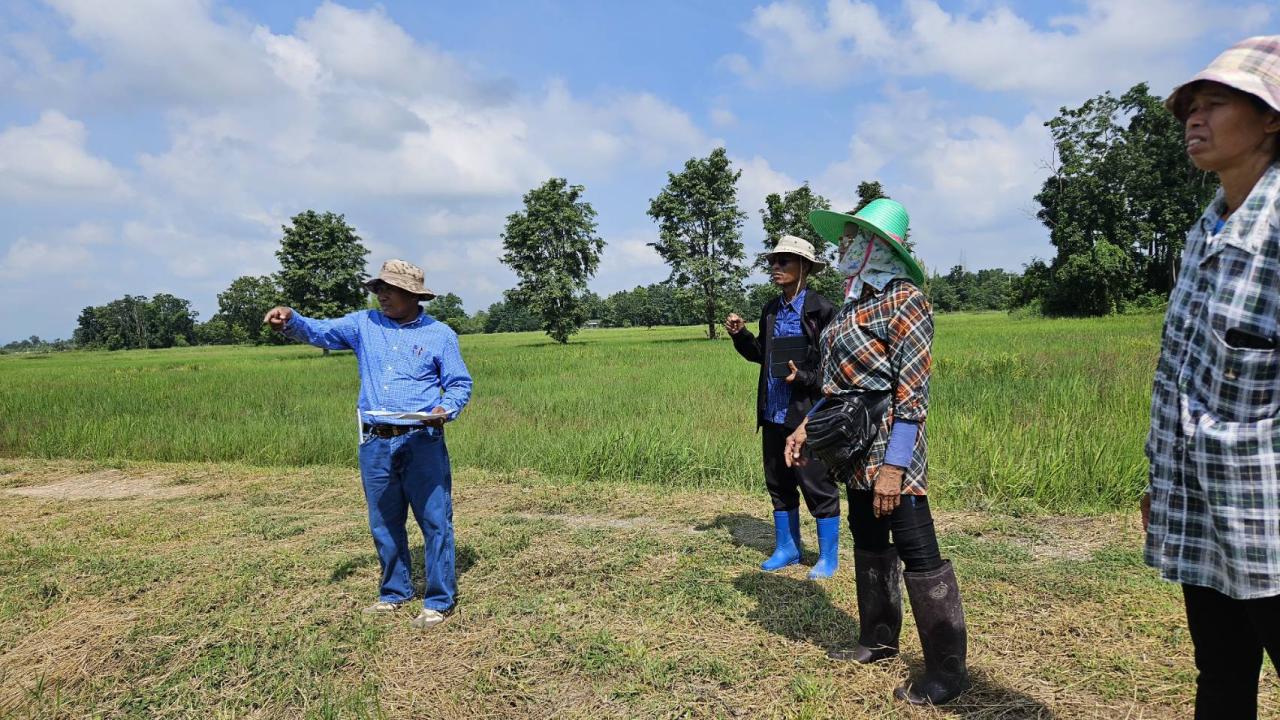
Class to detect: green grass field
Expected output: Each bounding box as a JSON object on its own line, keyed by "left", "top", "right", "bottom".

{"left": 0, "top": 458, "right": 1215, "bottom": 719}
{"left": 4, "top": 313, "right": 1280, "bottom": 718}
{"left": 0, "top": 312, "right": 1160, "bottom": 513}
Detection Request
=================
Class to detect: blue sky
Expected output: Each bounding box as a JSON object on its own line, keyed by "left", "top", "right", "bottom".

{"left": 1, "top": 0, "right": 1275, "bottom": 342}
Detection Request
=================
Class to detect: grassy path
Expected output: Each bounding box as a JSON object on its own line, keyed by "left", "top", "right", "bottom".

{"left": 1, "top": 458, "right": 1273, "bottom": 718}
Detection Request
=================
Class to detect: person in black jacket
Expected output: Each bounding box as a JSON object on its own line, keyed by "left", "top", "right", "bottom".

{"left": 726, "top": 235, "right": 839, "bottom": 578}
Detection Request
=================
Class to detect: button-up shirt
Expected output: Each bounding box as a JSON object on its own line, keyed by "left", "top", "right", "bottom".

{"left": 765, "top": 290, "right": 806, "bottom": 425}
{"left": 1146, "top": 161, "right": 1280, "bottom": 600}
{"left": 820, "top": 280, "right": 932, "bottom": 495}
{"left": 284, "top": 309, "right": 473, "bottom": 426}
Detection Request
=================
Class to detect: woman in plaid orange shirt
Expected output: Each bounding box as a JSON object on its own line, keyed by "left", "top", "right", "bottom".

{"left": 785, "top": 199, "right": 970, "bottom": 706}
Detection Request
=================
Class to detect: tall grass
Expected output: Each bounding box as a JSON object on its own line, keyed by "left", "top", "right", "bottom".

{"left": 0, "top": 312, "right": 1161, "bottom": 512}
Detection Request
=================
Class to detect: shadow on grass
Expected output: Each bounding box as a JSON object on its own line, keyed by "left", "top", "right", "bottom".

{"left": 697, "top": 513, "right": 818, "bottom": 564}
{"left": 932, "top": 670, "right": 1055, "bottom": 719}
{"left": 327, "top": 543, "right": 478, "bottom": 586}
{"left": 734, "top": 570, "right": 859, "bottom": 654}
{"left": 735, "top": 571, "right": 1053, "bottom": 718}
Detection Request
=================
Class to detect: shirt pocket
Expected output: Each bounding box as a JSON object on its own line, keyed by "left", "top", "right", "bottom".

{"left": 1202, "top": 246, "right": 1280, "bottom": 423}
{"left": 396, "top": 344, "right": 437, "bottom": 382}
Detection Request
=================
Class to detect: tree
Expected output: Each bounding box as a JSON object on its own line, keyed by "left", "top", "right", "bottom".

{"left": 849, "top": 181, "right": 887, "bottom": 214}
{"left": 147, "top": 293, "right": 197, "bottom": 347}
{"left": 216, "top": 275, "right": 281, "bottom": 344}
{"left": 424, "top": 292, "right": 471, "bottom": 325}
{"left": 1046, "top": 240, "right": 1136, "bottom": 316}
{"left": 275, "top": 211, "right": 370, "bottom": 320}
{"left": 72, "top": 294, "right": 197, "bottom": 350}
{"left": 1034, "top": 82, "right": 1216, "bottom": 314}
{"left": 501, "top": 178, "right": 605, "bottom": 344}
{"left": 484, "top": 290, "right": 543, "bottom": 333}
{"left": 648, "top": 147, "right": 749, "bottom": 340}
{"left": 758, "top": 183, "right": 844, "bottom": 303}
{"left": 1009, "top": 259, "right": 1052, "bottom": 310}
{"left": 761, "top": 183, "right": 831, "bottom": 257}
{"left": 73, "top": 306, "right": 104, "bottom": 348}
{"left": 195, "top": 317, "right": 247, "bottom": 345}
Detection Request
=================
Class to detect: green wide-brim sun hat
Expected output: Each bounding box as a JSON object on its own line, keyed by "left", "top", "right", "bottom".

{"left": 809, "top": 199, "right": 925, "bottom": 286}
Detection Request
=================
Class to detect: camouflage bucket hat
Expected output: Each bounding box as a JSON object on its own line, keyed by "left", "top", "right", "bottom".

{"left": 363, "top": 259, "right": 437, "bottom": 300}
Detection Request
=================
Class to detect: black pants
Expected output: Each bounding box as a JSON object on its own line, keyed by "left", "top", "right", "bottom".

{"left": 1183, "top": 583, "right": 1280, "bottom": 719}
{"left": 847, "top": 490, "right": 943, "bottom": 573}
{"left": 762, "top": 422, "right": 839, "bottom": 518}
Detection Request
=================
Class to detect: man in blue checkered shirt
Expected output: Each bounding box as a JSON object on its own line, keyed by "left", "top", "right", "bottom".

{"left": 1145, "top": 36, "right": 1280, "bottom": 717}
{"left": 266, "top": 259, "right": 472, "bottom": 630}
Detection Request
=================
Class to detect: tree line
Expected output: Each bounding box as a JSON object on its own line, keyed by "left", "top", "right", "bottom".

{"left": 30, "top": 80, "right": 1210, "bottom": 352}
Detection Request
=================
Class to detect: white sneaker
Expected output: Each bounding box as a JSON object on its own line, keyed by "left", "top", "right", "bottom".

{"left": 361, "top": 600, "right": 410, "bottom": 615}
{"left": 410, "top": 608, "right": 449, "bottom": 629}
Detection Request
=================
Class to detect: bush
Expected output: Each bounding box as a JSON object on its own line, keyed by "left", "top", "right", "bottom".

{"left": 1007, "top": 299, "right": 1044, "bottom": 320}
{"left": 1123, "top": 291, "right": 1168, "bottom": 314}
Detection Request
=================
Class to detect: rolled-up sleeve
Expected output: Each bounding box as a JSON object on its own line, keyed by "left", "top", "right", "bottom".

{"left": 435, "top": 331, "right": 473, "bottom": 419}
{"left": 888, "top": 290, "right": 933, "bottom": 423}
{"left": 284, "top": 311, "right": 360, "bottom": 351}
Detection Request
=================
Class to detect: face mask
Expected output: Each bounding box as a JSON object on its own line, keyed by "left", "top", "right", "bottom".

{"left": 836, "top": 232, "right": 875, "bottom": 276}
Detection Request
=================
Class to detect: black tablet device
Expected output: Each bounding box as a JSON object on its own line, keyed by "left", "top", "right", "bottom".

{"left": 770, "top": 335, "right": 809, "bottom": 378}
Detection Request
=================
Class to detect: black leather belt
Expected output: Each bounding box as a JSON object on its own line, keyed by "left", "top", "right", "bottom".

{"left": 362, "top": 423, "right": 425, "bottom": 438}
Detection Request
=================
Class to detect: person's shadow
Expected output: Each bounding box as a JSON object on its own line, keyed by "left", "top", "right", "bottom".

{"left": 732, "top": 570, "right": 860, "bottom": 653}
{"left": 696, "top": 512, "right": 818, "bottom": 565}
{"left": 734, "top": 569, "right": 1054, "bottom": 718}
{"left": 721, "top": 524, "right": 1057, "bottom": 720}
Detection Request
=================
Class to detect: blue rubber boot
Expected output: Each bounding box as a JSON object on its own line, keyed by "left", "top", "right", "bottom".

{"left": 808, "top": 516, "right": 841, "bottom": 579}
{"left": 761, "top": 509, "right": 802, "bottom": 571}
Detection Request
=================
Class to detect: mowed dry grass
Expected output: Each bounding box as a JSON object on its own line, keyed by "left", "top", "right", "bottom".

{"left": 1, "top": 458, "right": 1275, "bottom": 719}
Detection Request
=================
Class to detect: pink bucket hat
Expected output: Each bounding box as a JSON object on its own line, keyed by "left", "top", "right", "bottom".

{"left": 1166, "top": 35, "right": 1280, "bottom": 122}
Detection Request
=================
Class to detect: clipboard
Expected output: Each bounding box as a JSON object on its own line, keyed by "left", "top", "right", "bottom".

{"left": 364, "top": 410, "right": 449, "bottom": 422}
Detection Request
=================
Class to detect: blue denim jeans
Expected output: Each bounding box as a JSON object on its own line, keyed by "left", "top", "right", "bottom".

{"left": 358, "top": 427, "right": 456, "bottom": 612}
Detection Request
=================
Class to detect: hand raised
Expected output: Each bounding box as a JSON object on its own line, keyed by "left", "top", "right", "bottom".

{"left": 263, "top": 306, "right": 293, "bottom": 330}
{"left": 724, "top": 313, "right": 745, "bottom": 335}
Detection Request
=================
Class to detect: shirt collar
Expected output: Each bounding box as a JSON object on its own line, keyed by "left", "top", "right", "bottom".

{"left": 382, "top": 308, "right": 425, "bottom": 327}
{"left": 780, "top": 288, "right": 806, "bottom": 313}
{"left": 1199, "top": 161, "right": 1280, "bottom": 254}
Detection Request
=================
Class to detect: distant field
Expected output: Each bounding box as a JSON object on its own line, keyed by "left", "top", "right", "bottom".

{"left": 0, "top": 313, "right": 1162, "bottom": 512}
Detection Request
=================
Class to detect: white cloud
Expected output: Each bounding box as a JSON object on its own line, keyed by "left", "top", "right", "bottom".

{"left": 735, "top": 154, "right": 798, "bottom": 217}
{"left": 593, "top": 230, "right": 668, "bottom": 295}
{"left": 815, "top": 88, "right": 1054, "bottom": 271}
{"left": 45, "top": 0, "right": 273, "bottom": 106}
{"left": 0, "top": 236, "right": 91, "bottom": 278}
{"left": 418, "top": 208, "right": 504, "bottom": 239}
{"left": 710, "top": 107, "right": 738, "bottom": 128}
{"left": 729, "top": 0, "right": 1237, "bottom": 103}
{"left": 0, "top": 221, "right": 111, "bottom": 279}
{"left": 0, "top": 111, "right": 129, "bottom": 201}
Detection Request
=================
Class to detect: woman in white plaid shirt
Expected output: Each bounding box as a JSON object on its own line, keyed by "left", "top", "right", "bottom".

{"left": 1145, "top": 36, "right": 1280, "bottom": 719}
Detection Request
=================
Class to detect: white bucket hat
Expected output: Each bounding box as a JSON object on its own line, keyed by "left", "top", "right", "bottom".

{"left": 761, "top": 234, "right": 827, "bottom": 270}
{"left": 363, "top": 259, "right": 437, "bottom": 300}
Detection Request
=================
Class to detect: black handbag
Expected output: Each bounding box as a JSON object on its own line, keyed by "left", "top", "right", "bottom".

{"left": 805, "top": 392, "right": 892, "bottom": 468}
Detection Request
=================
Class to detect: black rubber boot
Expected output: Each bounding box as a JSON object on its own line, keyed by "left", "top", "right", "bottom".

{"left": 895, "top": 560, "right": 971, "bottom": 706}
{"left": 828, "top": 547, "right": 902, "bottom": 663}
